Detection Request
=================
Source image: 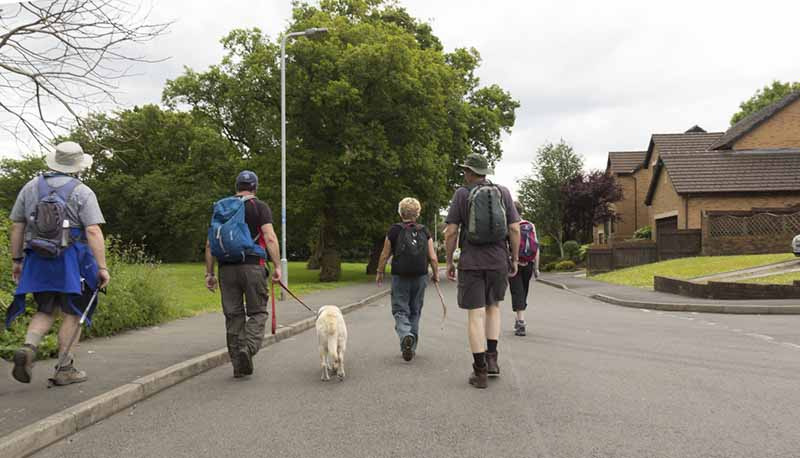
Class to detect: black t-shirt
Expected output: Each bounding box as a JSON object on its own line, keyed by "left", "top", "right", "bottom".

{"left": 387, "top": 222, "right": 431, "bottom": 254}
{"left": 245, "top": 198, "right": 273, "bottom": 239}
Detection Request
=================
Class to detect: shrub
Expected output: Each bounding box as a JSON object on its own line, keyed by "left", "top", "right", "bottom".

{"left": 1, "top": 228, "right": 170, "bottom": 360}
{"left": 538, "top": 253, "right": 559, "bottom": 267}
{"left": 542, "top": 261, "right": 559, "bottom": 272}
{"left": 634, "top": 225, "right": 652, "bottom": 240}
{"left": 578, "top": 244, "right": 591, "bottom": 263}
{"left": 555, "top": 260, "right": 576, "bottom": 271}
{"left": 563, "top": 240, "right": 581, "bottom": 262}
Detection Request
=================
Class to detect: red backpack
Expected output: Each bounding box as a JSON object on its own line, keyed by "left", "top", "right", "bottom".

{"left": 519, "top": 221, "right": 538, "bottom": 263}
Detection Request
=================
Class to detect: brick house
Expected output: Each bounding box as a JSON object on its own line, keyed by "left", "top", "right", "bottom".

{"left": 644, "top": 91, "right": 800, "bottom": 241}
{"left": 594, "top": 127, "right": 724, "bottom": 244}
{"left": 594, "top": 151, "right": 647, "bottom": 244}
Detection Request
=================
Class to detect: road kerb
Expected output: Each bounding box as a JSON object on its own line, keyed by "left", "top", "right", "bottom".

{"left": 0, "top": 288, "right": 391, "bottom": 458}
{"left": 536, "top": 278, "right": 569, "bottom": 290}
{"left": 591, "top": 293, "right": 800, "bottom": 315}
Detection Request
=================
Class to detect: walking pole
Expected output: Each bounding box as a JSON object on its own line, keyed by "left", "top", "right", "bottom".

{"left": 433, "top": 280, "right": 447, "bottom": 329}
{"left": 270, "top": 279, "right": 277, "bottom": 335}
{"left": 48, "top": 288, "right": 100, "bottom": 388}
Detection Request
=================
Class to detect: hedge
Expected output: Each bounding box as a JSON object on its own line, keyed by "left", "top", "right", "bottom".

{"left": 0, "top": 213, "right": 171, "bottom": 360}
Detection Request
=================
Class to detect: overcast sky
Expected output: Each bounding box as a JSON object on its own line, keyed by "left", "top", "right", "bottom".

{"left": 2, "top": 0, "right": 798, "bottom": 197}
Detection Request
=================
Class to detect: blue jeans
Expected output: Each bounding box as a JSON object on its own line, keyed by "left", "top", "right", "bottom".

{"left": 391, "top": 275, "right": 427, "bottom": 351}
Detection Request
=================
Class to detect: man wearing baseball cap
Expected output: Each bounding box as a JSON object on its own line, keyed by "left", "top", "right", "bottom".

{"left": 7, "top": 141, "right": 111, "bottom": 386}
{"left": 204, "top": 170, "right": 282, "bottom": 378}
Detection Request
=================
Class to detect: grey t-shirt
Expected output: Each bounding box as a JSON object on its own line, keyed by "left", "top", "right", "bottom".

{"left": 10, "top": 174, "right": 105, "bottom": 241}
{"left": 445, "top": 180, "right": 520, "bottom": 271}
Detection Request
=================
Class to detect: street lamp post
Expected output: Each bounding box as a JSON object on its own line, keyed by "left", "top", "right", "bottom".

{"left": 280, "top": 27, "right": 327, "bottom": 299}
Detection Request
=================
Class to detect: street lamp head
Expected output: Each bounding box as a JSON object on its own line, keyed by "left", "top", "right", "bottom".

{"left": 303, "top": 27, "right": 328, "bottom": 36}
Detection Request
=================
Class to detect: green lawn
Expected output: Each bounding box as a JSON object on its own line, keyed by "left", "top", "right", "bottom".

{"left": 739, "top": 270, "right": 800, "bottom": 285}
{"left": 160, "top": 262, "right": 372, "bottom": 316}
{"left": 591, "top": 253, "right": 796, "bottom": 289}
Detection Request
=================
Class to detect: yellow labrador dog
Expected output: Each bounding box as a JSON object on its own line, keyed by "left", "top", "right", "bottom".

{"left": 316, "top": 305, "right": 347, "bottom": 381}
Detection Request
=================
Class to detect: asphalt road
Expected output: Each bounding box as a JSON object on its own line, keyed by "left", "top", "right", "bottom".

{"left": 36, "top": 281, "right": 800, "bottom": 458}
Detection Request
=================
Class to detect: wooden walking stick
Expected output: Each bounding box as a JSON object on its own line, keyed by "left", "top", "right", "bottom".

{"left": 433, "top": 280, "right": 447, "bottom": 329}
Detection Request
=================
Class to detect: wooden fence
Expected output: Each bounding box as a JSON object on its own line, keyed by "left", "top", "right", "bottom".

{"left": 587, "top": 241, "right": 657, "bottom": 274}
{"left": 702, "top": 210, "right": 800, "bottom": 256}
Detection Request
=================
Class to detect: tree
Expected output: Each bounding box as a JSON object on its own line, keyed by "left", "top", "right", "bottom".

{"left": 164, "top": 0, "right": 517, "bottom": 281}
{"left": 0, "top": 0, "right": 169, "bottom": 147}
{"left": 0, "top": 155, "right": 46, "bottom": 211}
{"left": 58, "top": 105, "right": 244, "bottom": 261}
{"left": 730, "top": 80, "right": 800, "bottom": 125}
{"left": 517, "top": 140, "right": 583, "bottom": 258}
{"left": 562, "top": 170, "right": 623, "bottom": 243}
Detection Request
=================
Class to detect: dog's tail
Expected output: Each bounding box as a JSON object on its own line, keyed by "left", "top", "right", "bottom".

{"left": 327, "top": 334, "right": 339, "bottom": 364}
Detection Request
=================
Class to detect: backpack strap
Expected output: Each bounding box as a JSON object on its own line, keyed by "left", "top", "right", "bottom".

{"left": 37, "top": 174, "right": 81, "bottom": 202}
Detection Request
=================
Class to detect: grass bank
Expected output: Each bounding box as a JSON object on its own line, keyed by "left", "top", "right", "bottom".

{"left": 591, "top": 253, "right": 796, "bottom": 289}
{"left": 161, "top": 262, "right": 372, "bottom": 316}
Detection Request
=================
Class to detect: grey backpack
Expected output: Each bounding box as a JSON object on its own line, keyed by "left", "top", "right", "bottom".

{"left": 28, "top": 175, "right": 80, "bottom": 258}
{"left": 466, "top": 182, "right": 508, "bottom": 245}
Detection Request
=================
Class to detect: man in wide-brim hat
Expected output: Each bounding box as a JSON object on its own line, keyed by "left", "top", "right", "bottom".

{"left": 7, "top": 141, "right": 111, "bottom": 387}
{"left": 443, "top": 153, "right": 521, "bottom": 389}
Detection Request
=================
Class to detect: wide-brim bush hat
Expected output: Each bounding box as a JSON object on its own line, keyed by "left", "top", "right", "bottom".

{"left": 459, "top": 153, "right": 494, "bottom": 176}
{"left": 46, "top": 141, "right": 93, "bottom": 174}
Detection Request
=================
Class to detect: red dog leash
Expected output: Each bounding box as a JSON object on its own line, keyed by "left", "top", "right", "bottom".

{"left": 270, "top": 279, "right": 277, "bottom": 335}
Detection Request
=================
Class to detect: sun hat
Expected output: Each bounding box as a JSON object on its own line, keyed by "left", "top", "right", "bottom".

{"left": 459, "top": 153, "right": 494, "bottom": 176}
{"left": 45, "top": 141, "right": 93, "bottom": 174}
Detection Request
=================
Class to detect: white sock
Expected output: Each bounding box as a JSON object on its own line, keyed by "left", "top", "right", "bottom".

{"left": 24, "top": 331, "right": 44, "bottom": 348}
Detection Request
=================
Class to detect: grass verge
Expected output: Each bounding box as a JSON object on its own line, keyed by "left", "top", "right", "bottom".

{"left": 591, "top": 253, "right": 796, "bottom": 289}
{"left": 160, "top": 262, "right": 372, "bottom": 316}
{"left": 738, "top": 270, "right": 800, "bottom": 285}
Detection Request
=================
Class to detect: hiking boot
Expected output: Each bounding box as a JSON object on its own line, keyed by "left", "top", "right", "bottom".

{"left": 237, "top": 349, "right": 254, "bottom": 376}
{"left": 51, "top": 364, "right": 87, "bottom": 386}
{"left": 515, "top": 321, "right": 526, "bottom": 337}
{"left": 12, "top": 344, "right": 36, "bottom": 384}
{"left": 469, "top": 363, "right": 488, "bottom": 389}
{"left": 401, "top": 335, "right": 415, "bottom": 362}
{"left": 486, "top": 351, "right": 500, "bottom": 377}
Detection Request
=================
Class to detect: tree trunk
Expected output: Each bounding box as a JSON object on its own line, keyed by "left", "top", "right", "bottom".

{"left": 365, "top": 237, "right": 384, "bottom": 275}
{"left": 306, "top": 227, "right": 322, "bottom": 270}
{"left": 319, "top": 206, "right": 341, "bottom": 282}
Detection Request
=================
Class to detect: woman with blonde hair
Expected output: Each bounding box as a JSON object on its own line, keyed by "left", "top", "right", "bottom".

{"left": 376, "top": 197, "right": 439, "bottom": 361}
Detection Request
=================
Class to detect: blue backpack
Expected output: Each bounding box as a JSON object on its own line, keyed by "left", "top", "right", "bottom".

{"left": 208, "top": 196, "right": 266, "bottom": 263}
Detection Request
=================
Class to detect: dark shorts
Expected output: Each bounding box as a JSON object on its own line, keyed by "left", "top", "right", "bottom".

{"left": 33, "top": 292, "right": 81, "bottom": 317}
{"left": 457, "top": 269, "right": 508, "bottom": 310}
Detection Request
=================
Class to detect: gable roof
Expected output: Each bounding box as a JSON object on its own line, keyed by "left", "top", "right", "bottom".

{"left": 645, "top": 148, "right": 800, "bottom": 204}
{"left": 710, "top": 91, "right": 800, "bottom": 150}
{"left": 643, "top": 131, "right": 724, "bottom": 167}
{"left": 607, "top": 151, "right": 647, "bottom": 174}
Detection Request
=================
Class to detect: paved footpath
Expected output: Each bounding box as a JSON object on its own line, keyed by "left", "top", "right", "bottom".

{"left": 541, "top": 272, "right": 800, "bottom": 307}
{"left": 34, "top": 279, "right": 800, "bottom": 458}
{"left": 0, "top": 280, "right": 387, "bottom": 439}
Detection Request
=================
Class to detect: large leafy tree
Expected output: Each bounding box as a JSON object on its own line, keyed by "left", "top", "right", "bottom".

{"left": 730, "top": 80, "right": 800, "bottom": 125}
{"left": 163, "top": 0, "right": 517, "bottom": 281}
{"left": 562, "top": 170, "right": 622, "bottom": 244}
{"left": 60, "top": 105, "right": 244, "bottom": 261}
{"left": 517, "top": 140, "right": 583, "bottom": 258}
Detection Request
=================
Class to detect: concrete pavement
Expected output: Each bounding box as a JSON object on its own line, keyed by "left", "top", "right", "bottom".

{"left": 0, "top": 280, "right": 388, "bottom": 441}
{"left": 33, "top": 278, "right": 800, "bottom": 458}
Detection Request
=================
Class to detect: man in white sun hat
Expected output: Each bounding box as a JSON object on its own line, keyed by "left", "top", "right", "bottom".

{"left": 6, "top": 141, "right": 111, "bottom": 387}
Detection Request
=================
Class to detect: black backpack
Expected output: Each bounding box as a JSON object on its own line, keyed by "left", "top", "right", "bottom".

{"left": 391, "top": 223, "right": 429, "bottom": 276}
{"left": 28, "top": 175, "right": 80, "bottom": 258}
